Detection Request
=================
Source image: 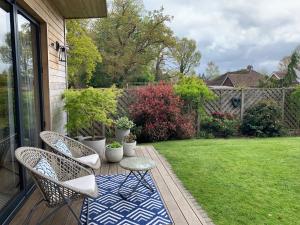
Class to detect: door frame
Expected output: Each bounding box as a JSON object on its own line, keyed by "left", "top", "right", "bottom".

{"left": 0, "top": 0, "right": 44, "bottom": 224}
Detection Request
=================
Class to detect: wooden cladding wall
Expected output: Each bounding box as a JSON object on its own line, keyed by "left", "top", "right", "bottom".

{"left": 20, "top": 0, "right": 67, "bottom": 133}
{"left": 78, "top": 87, "right": 299, "bottom": 137}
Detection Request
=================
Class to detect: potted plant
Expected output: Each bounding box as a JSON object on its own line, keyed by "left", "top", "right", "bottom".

{"left": 123, "top": 133, "right": 137, "bottom": 157}
{"left": 115, "top": 116, "right": 135, "bottom": 142}
{"left": 105, "top": 141, "right": 123, "bottom": 163}
{"left": 63, "top": 87, "right": 119, "bottom": 157}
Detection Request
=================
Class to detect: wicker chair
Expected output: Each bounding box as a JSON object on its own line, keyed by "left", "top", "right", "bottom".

{"left": 15, "top": 147, "right": 99, "bottom": 225}
{"left": 40, "top": 131, "right": 101, "bottom": 171}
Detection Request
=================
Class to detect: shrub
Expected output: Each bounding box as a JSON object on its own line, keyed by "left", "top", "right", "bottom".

{"left": 63, "top": 87, "right": 120, "bottom": 139}
{"left": 290, "top": 86, "right": 300, "bottom": 125}
{"left": 174, "top": 75, "right": 216, "bottom": 134}
{"left": 201, "top": 112, "right": 240, "bottom": 138}
{"left": 174, "top": 75, "right": 215, "bottom": 105}
{"left": 129, "top": 82, "right": 196, "bottom": 141}
{"left": 176, "top": 114, "right": 196, "bottom": 139}
{"left": 115, "top": 117, "right": 135, "bottom": 130}
{"left": 241, "top": 101, "right": 284, "bottom": 137}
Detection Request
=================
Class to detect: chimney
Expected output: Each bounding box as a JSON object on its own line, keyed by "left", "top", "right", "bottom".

{"left": 247, "top": 65, "right": 253, "bottom": 72}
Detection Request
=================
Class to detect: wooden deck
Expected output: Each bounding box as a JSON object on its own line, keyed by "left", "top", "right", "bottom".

{"left": 10, "top": 146, "right": 212, "bottom": 225}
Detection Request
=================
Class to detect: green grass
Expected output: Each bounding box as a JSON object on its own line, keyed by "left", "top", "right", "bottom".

{"left": 153, "top": 137, "right": 300, "bottom": 225}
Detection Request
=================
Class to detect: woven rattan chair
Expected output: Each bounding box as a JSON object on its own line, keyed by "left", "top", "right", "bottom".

{"left": 15, "top": 147, "right": 99, "bottom": 225}
{"left": 40, "top": 131, "right": 101, "bottom": 171}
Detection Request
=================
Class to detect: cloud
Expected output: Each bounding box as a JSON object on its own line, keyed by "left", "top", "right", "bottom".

{"left": 144, "top": 0, "right": 300, "bottom": 74}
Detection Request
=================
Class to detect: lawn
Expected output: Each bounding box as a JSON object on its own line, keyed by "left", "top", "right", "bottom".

{"left": 153, "top": 137, "right": 300, "bottom": 225}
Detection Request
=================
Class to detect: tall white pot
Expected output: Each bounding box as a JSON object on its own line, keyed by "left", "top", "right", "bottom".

{"left": 81, "top": 136, "right": 106, "bottom": 158}
{"left": 115, "top": 128, "right": 130, "bottom": 142}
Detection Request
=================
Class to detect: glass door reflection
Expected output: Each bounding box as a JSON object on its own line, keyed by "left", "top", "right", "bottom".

{"left": 0, "top": 1, "right": 19, "bottom": 210}
{"left": 17, "top": 13, "right": 41, "bottom": 148}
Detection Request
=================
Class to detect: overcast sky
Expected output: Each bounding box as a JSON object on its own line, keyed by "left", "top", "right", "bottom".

{"left": 144, "top": 0, "right": 300, "bottom": 75}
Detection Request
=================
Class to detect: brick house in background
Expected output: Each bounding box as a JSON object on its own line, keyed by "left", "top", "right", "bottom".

{"left": 270, "top": 70, "right": 300, "bottom": 85}
{"left": 206, "top": 65, "right": 266, "bottom": 88}
{"left": 271, "top": 71, "right": 287, "bottom": 80}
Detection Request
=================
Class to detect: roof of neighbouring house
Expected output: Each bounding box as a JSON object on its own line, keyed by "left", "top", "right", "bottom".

{"left": 206, "top": 66, "right": 266, "bottom": 87}
{"left": 51, "top": 0, "right": 107, "bottom": 19}
{"left": 271, "top": 71, "right": 287, "bottom": 80}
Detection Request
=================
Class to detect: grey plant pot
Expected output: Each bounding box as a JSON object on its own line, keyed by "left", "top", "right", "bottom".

{"left": 81, "top": 136, "right": 106, "bottom": 158}
{"left": 105, "top": 146, "right": 123, "bottom": 163}
{"left": 123, "top": 141, "right": 137, "bottom": 157}
{"left": 115, "top": 128, "right": 130, "bottom": 142}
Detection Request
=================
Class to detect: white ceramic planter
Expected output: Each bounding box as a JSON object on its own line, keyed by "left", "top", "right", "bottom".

{"left": 123, "top": 141, "right": 136, "bottom": 157}
{"left": 75, "top": 135, "right": 84, "bottom": 142}
{"left": 115, "top": 128, "right": 130, "bottom": 142}
{"left": 105, "top": 146, "right": 123, "bottom": 163}
{"left": 81, "top": 136, "right": 106, "bottom": 157}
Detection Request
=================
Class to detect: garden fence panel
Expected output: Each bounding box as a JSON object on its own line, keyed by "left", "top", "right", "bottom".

{"left": 204, "top": 87, "right": 299, "bottom": 130}
{"left": 77, "top": 87, "right": 299, "bottom": 137}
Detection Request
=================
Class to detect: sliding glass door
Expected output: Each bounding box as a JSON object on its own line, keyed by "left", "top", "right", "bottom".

{"left": 17, "top": 13, "right": 41, "bottom": 147}
{"left": 0, "top": 0, "right": 42, "bottom": 223}
{"left": 0, "top": 0, "right": 19, "bottom": 211}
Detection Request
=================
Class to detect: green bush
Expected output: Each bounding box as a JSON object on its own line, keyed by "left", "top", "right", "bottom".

{"left": 63, "top": 87, "right": 120, "bottom": 139}
{"left": 174, "top": 75, "right": 216, "bottom": 134}
{"left": 201, "top": 112, "right": 240, "bottom": 138}
{"left": 290, "top": 86, "right": 300, "bottom": 125}
{"left": 241, "top": 101, "right": 284, "bottom": 137}
{"left": 174, "top": 75, "right": 215, "bottom": 104}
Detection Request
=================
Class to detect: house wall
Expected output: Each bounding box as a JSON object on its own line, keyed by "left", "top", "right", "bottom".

{"left": 17, "top": 0, "right": 67, "bottom": 133}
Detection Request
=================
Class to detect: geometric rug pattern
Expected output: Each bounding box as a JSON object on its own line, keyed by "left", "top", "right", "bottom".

{"left": 80, "top": 174, "right": 173, "bottom": 225}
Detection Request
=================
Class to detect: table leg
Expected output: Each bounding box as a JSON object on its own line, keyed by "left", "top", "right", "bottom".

{"left": 133, "top": 171, "right": 154, "bottom": 192}
{"left": 118, "top": 170, "right": 153, "bottom": 199}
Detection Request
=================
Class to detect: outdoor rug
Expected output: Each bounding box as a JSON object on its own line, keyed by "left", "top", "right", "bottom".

{"left": 80, "top": 174, "right": 173, "bottom": 225}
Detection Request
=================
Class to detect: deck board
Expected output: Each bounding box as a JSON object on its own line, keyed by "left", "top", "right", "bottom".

{"left": 9, "top": 146, "right": 210, "bottom": 225}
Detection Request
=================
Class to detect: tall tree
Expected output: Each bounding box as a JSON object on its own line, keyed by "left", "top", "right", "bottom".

{"left": 169, "top": 37, "right": 201, "bottom": 75}
{"left": 92, "top": 0, "right": 174, "bottom": 85}
{"left": 278, "top": 56, "right": 291, "bottom": 72}
{"left": 282, "top": 51, "right": 300, "bottom": 87}
{"left": 0, "top": 24, "right": 33, "bottom": 77}
{"left": 67, "top": 20, "right": 102, "bottom": 88}
{"left": 205, "top": 61, "right": 220, "bottom": 80}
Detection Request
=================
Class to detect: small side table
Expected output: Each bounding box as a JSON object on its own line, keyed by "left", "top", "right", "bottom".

{"left": 118, "top": 157, "right": 156, "bottom": 199}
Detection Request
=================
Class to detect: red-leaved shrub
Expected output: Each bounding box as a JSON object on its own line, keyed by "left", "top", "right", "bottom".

{"left": 175, "top": 114, "right": 196, "bottom": 139}
{"left": 129, "top": 83, "right": 195, "bottom": 141}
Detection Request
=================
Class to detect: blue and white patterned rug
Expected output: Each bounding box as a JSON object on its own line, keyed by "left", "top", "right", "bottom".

{"left": 80, "top": 174, "right": 173, "bottom": 225}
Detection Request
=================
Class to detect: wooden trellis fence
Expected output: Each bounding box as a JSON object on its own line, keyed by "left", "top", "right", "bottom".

{"left": 78, "top": 87, "right": 299, "bottom": 137}
{"left": 204, "top": 87, "right": 299, "bottom": 130}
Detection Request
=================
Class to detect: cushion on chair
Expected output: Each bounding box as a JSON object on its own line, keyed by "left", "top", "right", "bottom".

{"left": 76, "top": 154, "right": 100, "bottom": 169}
{"left": 63, "top": 175, "right": 98, "bottom": 198}
{"left": 54, "top": 139, "right": 72, "bottom": 157}
{"left": 34, "top": 157, "right": 58, "bottom": 180}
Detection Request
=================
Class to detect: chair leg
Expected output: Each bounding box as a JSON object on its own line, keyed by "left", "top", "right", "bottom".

{"left": 23, "top": 199, "right": 44, "bottom": 225}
